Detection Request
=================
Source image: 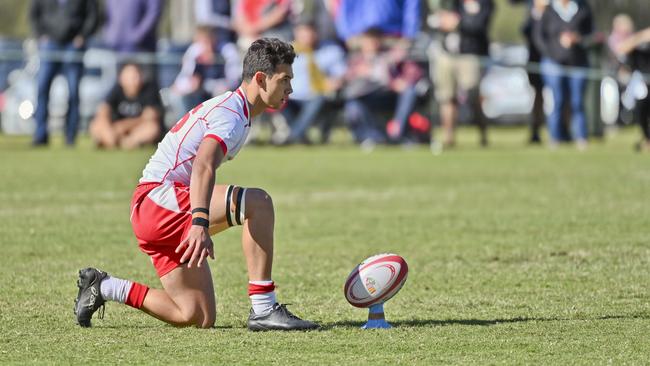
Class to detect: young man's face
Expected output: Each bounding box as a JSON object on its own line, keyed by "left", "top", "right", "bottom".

{"left": 257, "top": 63, "right": 293, "bottom": 109}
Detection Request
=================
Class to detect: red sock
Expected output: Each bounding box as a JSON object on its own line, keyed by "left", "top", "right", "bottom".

{"left": 125, "top": 282, "right": 149, "bottom": 309}
{"left": 248, "top": 281, "right": 276, "bottom": 315}
{"left": 248, "top": 281, "right": 275, "bottom": 296}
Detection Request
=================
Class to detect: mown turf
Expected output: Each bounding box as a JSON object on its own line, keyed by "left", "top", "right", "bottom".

{"left": 1, "top": 128, "right": 649, "bottom": 364}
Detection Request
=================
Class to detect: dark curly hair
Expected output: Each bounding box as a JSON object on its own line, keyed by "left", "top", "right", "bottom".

{"left": 242, "top": 38, "right": 296, "bottom": 81}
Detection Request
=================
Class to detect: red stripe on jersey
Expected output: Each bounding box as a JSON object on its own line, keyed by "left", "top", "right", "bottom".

{"left": 158, "top": 92, "right": 238, "bottom": 183}
{"left": 201, "top": 91, "right": 235, "bottom": 121}
{"left": 204, "top": 134, "right": 228, "bottom": 155}
{"left": 248, "top": 282, "right": 275, "bottom": 296}
{"left": 235, "top": 88, "right": 249, "bottom": 121}
{"left": 160, "top": 119, "right": 201, "bottom": 183}
{"left": 172, "top": 155, "right": 196, "bottom": 172}
{"left": 190, "top": 102, "right": 204, "bottom": 114}
{"left": 213, "top": 105, "right": 244, "bottom": 120}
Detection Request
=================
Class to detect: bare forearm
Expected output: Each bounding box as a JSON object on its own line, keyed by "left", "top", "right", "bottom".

{"left": 617, "top": 28, "right": 650, "bottom": 55}
{"left": 113, "top": 110, "right": 159, "bottom": 135}
{"left": 95, "top": 103, "right": 112, "bottom": 120}
{"left": 113, "top": 117, "right": 144, "bottom": 130}
{"left": 189, "top": 160, "right": 215, "bottom": 211}
{"left": 190, "top": 138, "right": 223, "bottom": 212}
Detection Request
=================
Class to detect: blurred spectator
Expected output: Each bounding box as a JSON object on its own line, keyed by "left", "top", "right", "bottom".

{"left": 29, "top": 0, "right": 99, "bottom": 146}
{"left": 167, "top": 1, "right": 196, "bottom": 44}
{"left": 278, "top": 20, "right": 347, "bottom": 145}
{"left": 89, "top": 62, "right": 162, "bottom": 149}
{"left": 533, "top": 0, "right": 594, "bottom": 150}
{"left": 194, "top": 0, "right": 236, "bottom": 46}
{"left": 511, "top": 0, "right": 548, "bottom": 144}
{"left": 103, "top": 0, "right": 162, "bottom": 54}
{"left": 103, "top": 0, "right": 162, "bottom": 85}
{"left": 334, "top": 0, "right": 421, "bottom": 42}
{"left": 172, "top": 26, "right": 241, "bottom": 115}
{"left": 194, "top": 0, "right": 242, "bottom": 96}
{"left": 292, "top": 0, "right": 340, "bottom": 43}
{"left": 606, "top": 14, "right": 636, "bottom": 125}
{"left": 232, "top": 0, "right": 293, "bottom": 49}
{"left": 335, "top": 0, "right": 429, "bottom": 145}
{"left": 384, "top": 55, "right": 429, "bottom": 144}
{"left": 608, "top": 14, "right": 635, "bottom": 57}
{"left": 615, "top": 27, "right": 650, "bottom": 152}
{"left": 606, "top": 14, "right": 635, "bottom": 80}
{"left": 342, "top": 28, "right": 424, "bottom": 146}
{"left": 429, "top": 0, "right": 494, "bottom": 147}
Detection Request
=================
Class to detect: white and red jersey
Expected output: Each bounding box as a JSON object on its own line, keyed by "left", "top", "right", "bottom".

{"left": 139, "top": 87, "right": 251, "bottom": 186}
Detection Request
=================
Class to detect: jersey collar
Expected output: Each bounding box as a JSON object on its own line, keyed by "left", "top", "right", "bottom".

{"left": 235, "top": 87, "right": 250, "bottom": 124}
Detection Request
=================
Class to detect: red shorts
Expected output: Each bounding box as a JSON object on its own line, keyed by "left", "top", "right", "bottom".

{"left": 130, "top": 182, "right": 192, "bottom": 277}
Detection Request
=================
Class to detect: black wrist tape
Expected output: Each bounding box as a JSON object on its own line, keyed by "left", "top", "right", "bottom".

{"left": 192, "top": 217, "right": 209, "bottom": 228}
{"left": 192, "top": 207, "right": 210, "bottom": 215}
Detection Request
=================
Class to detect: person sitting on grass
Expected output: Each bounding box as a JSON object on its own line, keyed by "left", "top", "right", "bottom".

{"left": 89, "top": 62, "right": 163, "bottom": 149}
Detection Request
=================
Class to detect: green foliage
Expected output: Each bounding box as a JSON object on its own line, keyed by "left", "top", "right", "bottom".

{"left": 491, "top": 0, "right": 527, "bottom": 43}
{"left": 1, "top": 127, "right": 649, "bottom": 364}
{"left": 0, "top": 0, "right": 30, "bottom": 39}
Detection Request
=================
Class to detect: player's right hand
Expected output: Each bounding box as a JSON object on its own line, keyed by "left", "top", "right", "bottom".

{"left": 176, "top": 225, "right": 215, "bottom": 268}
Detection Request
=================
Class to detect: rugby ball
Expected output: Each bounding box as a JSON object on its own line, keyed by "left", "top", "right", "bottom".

{"left": 344, "top": 253, "right": 408, "bottom": 308}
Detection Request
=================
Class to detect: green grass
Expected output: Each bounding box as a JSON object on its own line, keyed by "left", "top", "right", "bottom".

{"left": 1, "top": 127, "right": 649, "bottom": 364}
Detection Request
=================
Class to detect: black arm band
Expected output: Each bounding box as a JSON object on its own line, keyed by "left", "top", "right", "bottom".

{"left": 191, "top": 217, "right": 210, "bottom": 228}
{"left": 192, "top": 207, "right": 210, "bottom": 215}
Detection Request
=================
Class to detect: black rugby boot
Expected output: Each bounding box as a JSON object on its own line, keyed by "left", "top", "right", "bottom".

{"left": 74, "top": 268, "right": 108, "bottom": 327}
{"left": 248, "top": 303, "right": 319, "bottom": 331}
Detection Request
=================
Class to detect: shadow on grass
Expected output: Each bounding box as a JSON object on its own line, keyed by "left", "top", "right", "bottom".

{"left": 325, "top": 317, "right": 535, "bottom": 329}
{"left": 99, "top": 324, "right": 167, "bottom": 329}
{"left": 95, "top": 314, "right": 650, "bottom": 330}
{"left": 99, "top": 324, "right": 239, "bottom": 330}
{"left": 325, "top": 313, "right": 650, "bottom": 329}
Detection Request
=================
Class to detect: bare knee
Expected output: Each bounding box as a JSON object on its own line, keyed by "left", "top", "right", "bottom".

{"left": 197, "top": 307, "right": 216, "bottom": 328}
{"left": 246, "top": 188, "right": 274, "bottom": 218}
{"left": 137, "top": 117, "right": 162, "bottom": 142}
{"left": 187, "top": 314, "right": 215, "bottom": 329}
{"left": 89, "top": 118, "right": 117, "bottom": 148}
{"left": 199, "top": 313, "right": 216, "bottom": 329}
{"left": 176, "top": 308, "right": 215, "bottom": 328}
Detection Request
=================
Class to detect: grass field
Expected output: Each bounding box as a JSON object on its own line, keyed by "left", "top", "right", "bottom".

{"left": 1, "top": 127, "right": 649, "bottom": 364}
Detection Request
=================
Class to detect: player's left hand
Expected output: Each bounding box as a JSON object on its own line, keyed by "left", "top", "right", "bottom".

{"left": 176, "top": 225, "right": 215, "bottom": 268}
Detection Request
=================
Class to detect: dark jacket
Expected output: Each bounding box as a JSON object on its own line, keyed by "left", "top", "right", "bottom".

{"left": 629, "top": 45, "right": 650, "bottom": 75}
{"left": 443, "top": 0, "right": 494, "bottom": 56}
{"left": 533, "top": 1, "right": 593, "bottom": 66}
{"left": 30, "top": 0, "right": 99, "bottom": 43}
{"left": 509, "top": 0, "right": 542, "bottom": 62}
